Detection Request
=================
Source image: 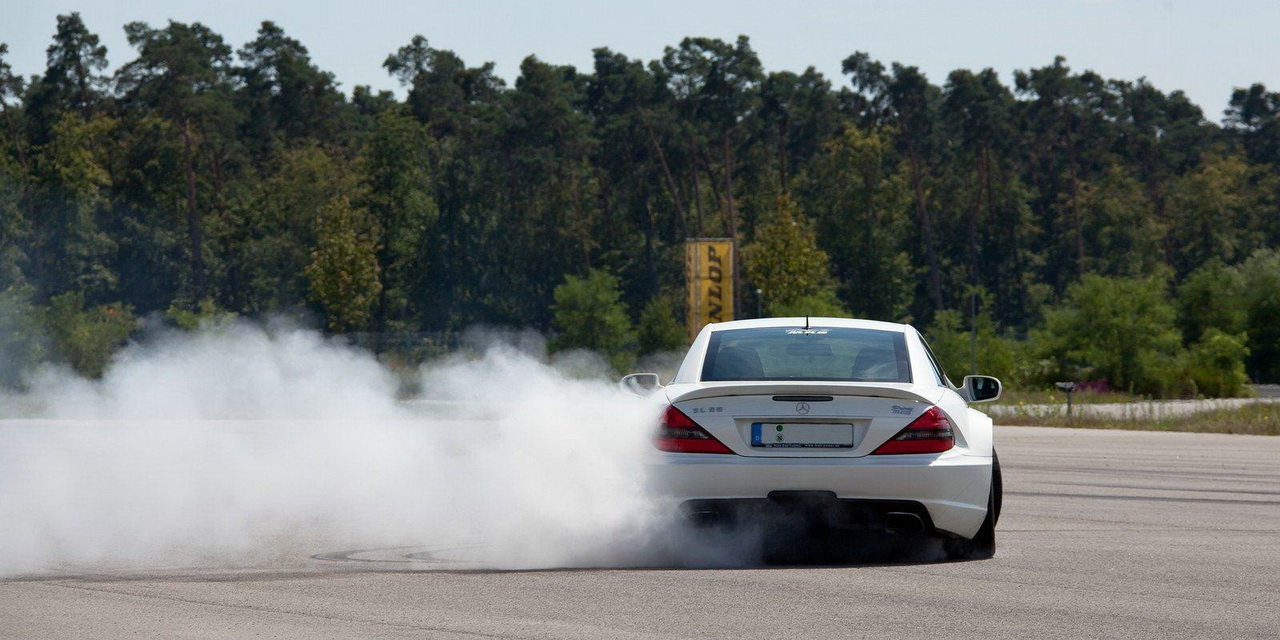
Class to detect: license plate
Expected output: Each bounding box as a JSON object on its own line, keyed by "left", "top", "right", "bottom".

{"left": 750, "top": 423, "right": 854, "bottom": 448}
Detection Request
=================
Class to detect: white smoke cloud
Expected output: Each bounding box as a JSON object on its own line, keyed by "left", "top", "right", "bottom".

{"left": 0, "top": 321, "right": 677, "bottom": 576}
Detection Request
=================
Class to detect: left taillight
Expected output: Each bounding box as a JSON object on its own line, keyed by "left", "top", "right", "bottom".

{"left": 870, "top": 406, "right": 955, "bottom": 455}
{"left": 655, "top": 405, "right": 734, "bottom": 454}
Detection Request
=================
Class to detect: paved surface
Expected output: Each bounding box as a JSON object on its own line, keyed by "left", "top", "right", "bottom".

{"left": 1253, "top": 384, "right": 1280, "bottom": 398}
{"left": 4, "top": 426, "right": 1280, "bottom": 639}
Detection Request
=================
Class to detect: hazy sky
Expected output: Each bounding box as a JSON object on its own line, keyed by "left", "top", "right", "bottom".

{"left": 3, "top": 0, "right": 1276, "bottom": 121}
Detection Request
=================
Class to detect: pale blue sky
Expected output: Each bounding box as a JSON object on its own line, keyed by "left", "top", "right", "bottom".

{"left": 4, "top": 0, "right": 1276, "bottom": 121}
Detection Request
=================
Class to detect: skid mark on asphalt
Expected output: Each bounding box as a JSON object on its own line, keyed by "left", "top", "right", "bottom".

{"left": 311, "top": 544, "right": 495, "bottom": 569}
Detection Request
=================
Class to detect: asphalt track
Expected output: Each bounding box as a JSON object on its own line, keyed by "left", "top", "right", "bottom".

{"left": 4, "top": 425, "right": 1280, "bottom": 639}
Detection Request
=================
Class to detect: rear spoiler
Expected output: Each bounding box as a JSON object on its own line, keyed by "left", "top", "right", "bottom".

{"left": 665, "top": 382, "right": 944, "bottom": 406}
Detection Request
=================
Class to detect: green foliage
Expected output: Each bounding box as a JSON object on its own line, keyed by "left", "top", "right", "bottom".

{"left": 1226, "top": 83, "right": 1280, "bottom": 166}
{"left": 361, "top": 110, "right": 436, "bottom": 328}
{"left": 237, "top": 21, "right": 346, "bottom": 156}
{"left": 1237, "top": 249, "right": 1280, "bottom": 382}
{"left": 1166, "top": 152, "right": 1268, "bottom": 275}
{"left": 305, "top": 197, "right": 383, "bottom": 332}
{"left": 1075, "top": 164, "right": 1166, "bottom": 278}
{"left": 637, "top": 293, "right": 686, "bottom": 356}
{"left": 165, "top": 297, "right": 236, "bottom": 331}
{"left": 1177, "top": 259, "right": 1247, "bottom": 342}
{"left": 3, "top": 19, "right": 1280, "bottom": 390}
{"left": 742, "top": 196, "right": 846, "bottom": 316}
{"left": 1185, "top": 329, "right": 1250, "bottom": 398}
{"left": 29, "top": 112, "right": 118, "bottom": 298}
{"left": 1035, "top": 273, "right": 1187, "bottom": 396}
{"left": 549, "top": 269, "right": 634, "bottom": 371}
{"left": 924, "top": 302, "right": 1023, "bottom": 384}
{"left": 1169, "top": 250, "right": 1280, "bottom": 385}
{"left": 768, "top": 290, "right": 849, "bottom": 318}
{"left": 233, "top": 143, "right": 360, "bottom": 311}
{"left": 43, "top": 291, "right": 137, "bottom": 378}
{"left": 798, "top": 126, "right": 913, "bottom": 320}
{"left": 0, "top": 147, "right": 28, "bottom": 291}
{"left": 22, "top": 13, "right": 109, "bottom": 142}
{"left": 0, "top": 286, "right": 48, "bottom": 388}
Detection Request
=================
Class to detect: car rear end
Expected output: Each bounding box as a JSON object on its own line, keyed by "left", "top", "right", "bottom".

{"left": 646, "top": 321, "right": 992, "bottom": 540}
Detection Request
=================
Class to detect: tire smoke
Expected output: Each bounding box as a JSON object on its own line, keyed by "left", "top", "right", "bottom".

{"left": 0, "top": 321, "right": 676, "bottom": 576}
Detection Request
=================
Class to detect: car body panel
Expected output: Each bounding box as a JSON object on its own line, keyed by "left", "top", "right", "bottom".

{"left": 648, "top": 449, "right": 991, "bottom": 537}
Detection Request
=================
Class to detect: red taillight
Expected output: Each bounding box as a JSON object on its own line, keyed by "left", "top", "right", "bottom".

{"left": 655, "top": 405, "right": 734, "bottom": 454}
{"left": 871, "top": 406, "right": 955, "bottom": 455}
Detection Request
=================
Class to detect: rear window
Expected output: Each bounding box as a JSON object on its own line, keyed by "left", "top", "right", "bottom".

{"left": 700, "top": 327, "right": 912, "bottom": 383}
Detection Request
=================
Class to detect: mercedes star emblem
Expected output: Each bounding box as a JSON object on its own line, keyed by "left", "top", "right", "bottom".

{"left": 795, "top": 402, "right": 810, "bottom": 415}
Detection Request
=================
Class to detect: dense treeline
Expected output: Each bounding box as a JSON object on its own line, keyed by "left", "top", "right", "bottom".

{"left": 1, "top": 15, "right": 1279, "bottom": 390}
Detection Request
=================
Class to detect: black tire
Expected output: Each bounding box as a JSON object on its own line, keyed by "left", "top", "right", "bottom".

{"left": 944, "top": 450, "right": 1000, "bottom": 560}
{"left": 992, "top": 449, "right": 1002, "bottom": 525}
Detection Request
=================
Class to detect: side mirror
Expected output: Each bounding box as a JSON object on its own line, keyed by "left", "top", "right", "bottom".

{"left": 962, "top": 375, "right": 1002, "bottom": 403}
{"left": 619, "top": 372, "right": 663, "bottom": 397}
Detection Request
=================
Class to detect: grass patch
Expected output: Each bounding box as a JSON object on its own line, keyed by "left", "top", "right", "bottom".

{"left": 994, "top": 401, "right": 1280, "bottom": 435}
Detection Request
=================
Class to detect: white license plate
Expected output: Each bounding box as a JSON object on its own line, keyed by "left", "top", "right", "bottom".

{"left": 750, "top": 422, "right": 854, "bottom": 448}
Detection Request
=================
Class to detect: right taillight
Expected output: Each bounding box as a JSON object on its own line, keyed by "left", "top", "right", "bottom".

{"left": 655, "top": 405, "right": 734, "bottom": 454}
{"left": 871, "top": 406, "right": 955, "bottom": 455}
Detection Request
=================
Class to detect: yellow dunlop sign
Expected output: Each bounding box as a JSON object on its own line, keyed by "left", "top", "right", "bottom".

{"left": 685, "top": 238, "right": 734, "bottom": 341}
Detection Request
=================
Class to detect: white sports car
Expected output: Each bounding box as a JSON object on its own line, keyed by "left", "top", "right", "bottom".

{"left": 622, "top": 317, "right": 1003, "bottom": 560}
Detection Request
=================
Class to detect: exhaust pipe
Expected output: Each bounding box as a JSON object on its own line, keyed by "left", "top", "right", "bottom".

{"left": 685, "top": 509, "right": 722, "bottom": 528}
{"left": 884, "top": 511, "right": 925, "bottom": 533}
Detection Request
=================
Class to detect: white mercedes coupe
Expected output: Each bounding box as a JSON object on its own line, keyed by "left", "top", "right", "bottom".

{"left": 622, "top": 317, "right": 1003, "bottom": 560}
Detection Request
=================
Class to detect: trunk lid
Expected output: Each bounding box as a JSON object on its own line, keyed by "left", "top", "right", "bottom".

{"left": 665, "top": 382, "right": 945, "bottom": 458}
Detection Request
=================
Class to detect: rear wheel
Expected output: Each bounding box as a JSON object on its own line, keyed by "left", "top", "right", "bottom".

{"left": 944, "top": 450, "right": 1000, "bottom": 560}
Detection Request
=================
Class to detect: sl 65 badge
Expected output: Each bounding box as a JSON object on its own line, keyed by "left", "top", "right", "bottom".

{"left": 891, "top": 405, "right": 914, "bottom": 415}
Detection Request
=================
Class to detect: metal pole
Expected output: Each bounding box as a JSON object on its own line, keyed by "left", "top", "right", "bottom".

{"left": 1056, "top": 381, "right": 1076, "bottom": 418}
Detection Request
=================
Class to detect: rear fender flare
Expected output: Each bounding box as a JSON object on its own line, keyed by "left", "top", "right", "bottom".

{"left": 963, "top": 408, "right": 994, "bottom": 457}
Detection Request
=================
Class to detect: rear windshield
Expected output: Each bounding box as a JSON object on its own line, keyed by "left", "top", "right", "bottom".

{"left": 700, "top": 327, "right": 912, "bottom": 383}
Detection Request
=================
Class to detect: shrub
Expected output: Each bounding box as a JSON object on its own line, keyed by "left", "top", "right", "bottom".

{"left": 742, "top": 195, "right": 844, "bottom": 315}
{"left": 1036, "top": 273, "right": 1185, "bottom": 396}
{"left": 44, "top": 291, "right": 137, "bottom": 378}
{"left": 1185, "top": 329, "right": 1250, "bottom": 398}
{"left": 924, "top": 306, "right": 1024, "bottom": 385}
{"left": 1177, "top": 258, "right": 1246, "bottom": 343}
{"left": 637, "top": 293, "right": 686, "bottom": 356}
{"left": 549, "top": 269, "right": 634, "bottom": 372}
{"left": 165, "top": 298, "right": 238, "bottom": 331}
{"left": 1238, "top": 249, "right": 1280, "bottom": 382}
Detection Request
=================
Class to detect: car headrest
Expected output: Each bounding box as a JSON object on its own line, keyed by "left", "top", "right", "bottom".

{"left": 713, "top": 346, "right": 764, "bottom": 379}
{"left": 852, "top": 349, "right": 899, "bottom": 380}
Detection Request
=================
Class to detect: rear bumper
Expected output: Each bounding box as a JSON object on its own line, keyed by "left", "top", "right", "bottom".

{"left": 681, "top": 494, "right": 937, "bottom": 534}
{"left": 646, "top": 449, "right": 991, "bottom": 538}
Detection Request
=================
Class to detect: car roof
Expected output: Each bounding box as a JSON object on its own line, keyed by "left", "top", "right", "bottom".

{"left": 704, "top": 317, "right": 911, "bottom": 333}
